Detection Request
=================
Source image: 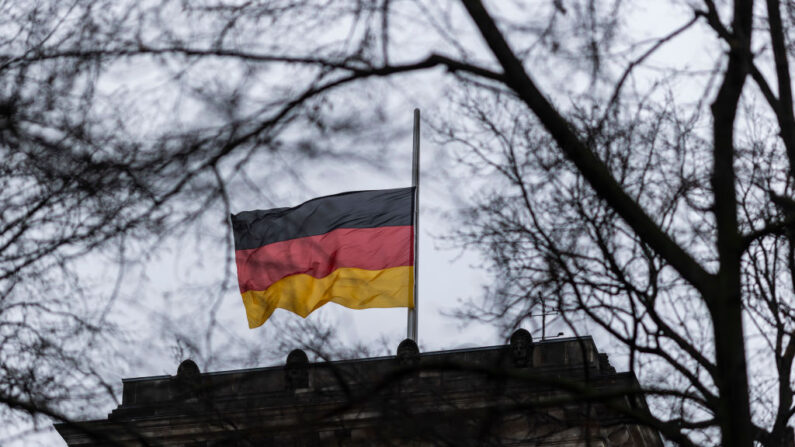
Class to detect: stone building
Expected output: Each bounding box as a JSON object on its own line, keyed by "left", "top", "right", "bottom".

{"left": 55, "top": 332, "right": 663, "bottom": 446}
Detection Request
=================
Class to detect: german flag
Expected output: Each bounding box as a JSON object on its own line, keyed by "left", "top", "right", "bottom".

{"left": 231, "top": 187, "right": 415, "bottom": 328}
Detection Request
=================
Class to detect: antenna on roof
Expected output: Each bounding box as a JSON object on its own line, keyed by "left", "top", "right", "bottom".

{"left": 527, "top": 295, "right": 559, "bottom": 340}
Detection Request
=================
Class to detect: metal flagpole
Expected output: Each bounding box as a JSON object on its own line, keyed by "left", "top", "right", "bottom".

{"left": 408, "top": 109, "right": 420, "bottom": 341}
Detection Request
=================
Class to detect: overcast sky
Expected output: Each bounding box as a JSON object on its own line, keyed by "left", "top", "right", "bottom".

{"left": 9, "top": 1, "right": 727, "bottom": 445}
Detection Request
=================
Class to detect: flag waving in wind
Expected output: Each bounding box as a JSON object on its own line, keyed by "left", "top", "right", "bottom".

{"left": 231, "top": 187, "right": 415, "bottom": 328}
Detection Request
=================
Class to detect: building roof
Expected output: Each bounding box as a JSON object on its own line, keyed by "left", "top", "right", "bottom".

{"left": 55, "top": 333, "right": 664, "bottom": 446}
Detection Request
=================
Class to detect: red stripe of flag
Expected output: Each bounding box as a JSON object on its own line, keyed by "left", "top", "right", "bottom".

{"left": 235, "top": 225, "right": 413, "bottom": 294}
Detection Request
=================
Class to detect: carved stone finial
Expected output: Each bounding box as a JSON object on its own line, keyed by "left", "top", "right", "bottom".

{"left": 285, "top": 349, "right": 309, "bottom": 390}
{"left": 287, "top": 348, "right": 308, "bottom": 365}
{"left": 175, "top": 359, "right": 201, "bottom": 397}
{"left": 177, "top": 359, "right": 200, "bottom": 379}
{"left": 396, "top": 338, "right": 420, "bottom": 366}
{"left": 509, "top": 329, "right": 533, "bottom": 367}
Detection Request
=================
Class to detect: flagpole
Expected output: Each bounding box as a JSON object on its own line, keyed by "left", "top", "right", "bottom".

{"left": 408, "top": 108, "right": 420, "bottom": 342}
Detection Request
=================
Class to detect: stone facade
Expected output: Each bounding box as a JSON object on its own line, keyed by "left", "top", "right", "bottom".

{"left": 55, "top": 334, "right": 663, "bottom": 446}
